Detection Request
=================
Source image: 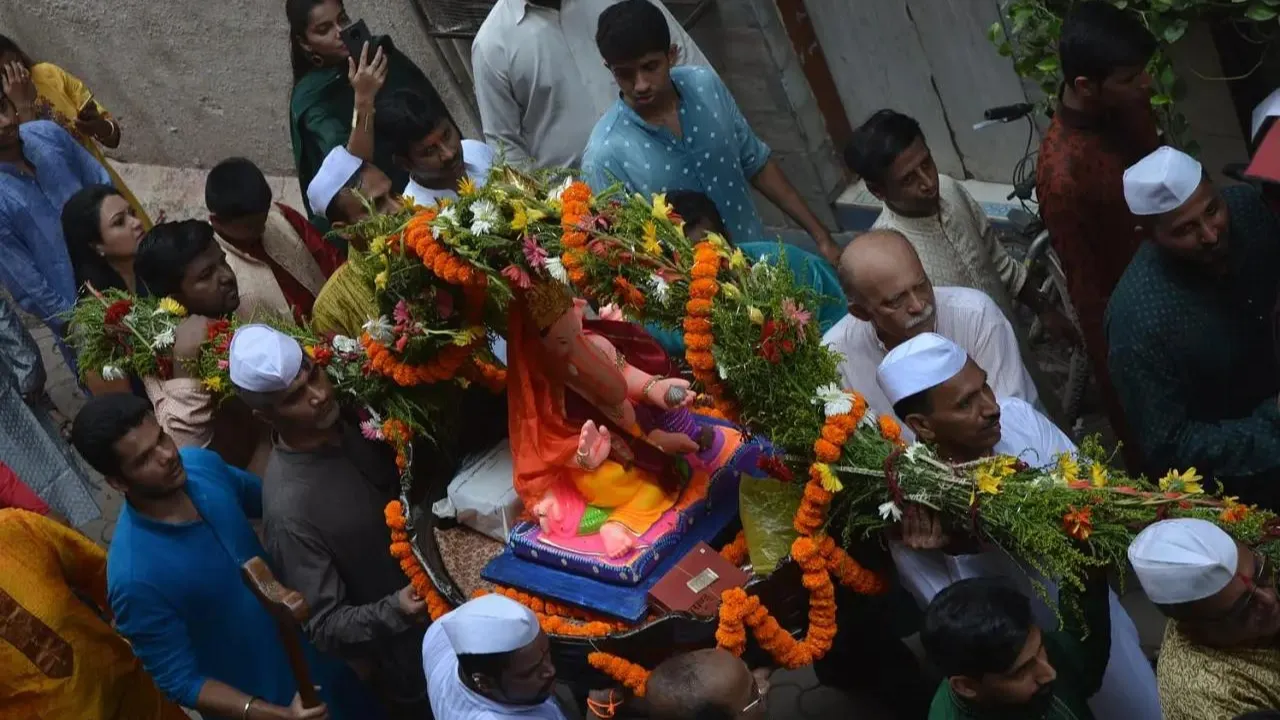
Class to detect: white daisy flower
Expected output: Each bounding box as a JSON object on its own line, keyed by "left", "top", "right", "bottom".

{"left": 545, "top": 257, "right": 569, "bottom": 284}
{"left": 547, "top": 176, "right": 573, "bottom": 203}
{"left": 152, "top": 327, "right": 175, "bottom": 350}
{"left": 812, "top": 383, "right": 852, "bottom": 418}
{"left": 362, "top": 316, "right": 395, "bottom": 344}
{"left": 469, "top": 199, "right": 500, "bottom": 235}
{"left": 437, "top": 204, "right": 459, "bottom": 225}
{"left": 878, "top": 501, "right": 903, "bottom": 522}
{"left": 649, "top": 274, "right": 670, "bottom": 305}
{"left": 332, "top": 335, "right": 361, "bottom": 354}
{"left": 101, "top": 365, "right": 126, "bottom": 382}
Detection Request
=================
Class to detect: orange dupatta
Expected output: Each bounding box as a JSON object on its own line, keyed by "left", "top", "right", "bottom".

{"left": 507, "top": 306, "right": 582, "bottom": 507}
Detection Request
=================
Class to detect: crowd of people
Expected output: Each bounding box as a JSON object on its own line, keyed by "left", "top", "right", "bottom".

{"left": 3, "top": 0, "right": 1280, "bottom": 718}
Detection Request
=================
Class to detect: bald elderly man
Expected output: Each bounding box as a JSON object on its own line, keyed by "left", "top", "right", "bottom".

{"left": 646, "top": 648, "right": 771, "bottom": 719}
{"left": 821, "top": 229, "right": 1041, "bottom": 439}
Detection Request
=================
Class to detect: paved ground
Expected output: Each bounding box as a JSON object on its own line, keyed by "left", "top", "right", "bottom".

{"left": 29, "top": 161, "right": 1162, "bottom": 719}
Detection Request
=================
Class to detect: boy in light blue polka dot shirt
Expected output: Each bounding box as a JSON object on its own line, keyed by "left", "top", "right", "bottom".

{"left": 581, "top": 0, "right": 841, "bottom": 264}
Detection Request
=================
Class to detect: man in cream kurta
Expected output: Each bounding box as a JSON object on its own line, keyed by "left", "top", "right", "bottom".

{"left": 822, "top": 286, "right": 1039, "bottom": 441}
{"left": 873, "top": 174, "right": 1026, "bottom": 319}
{"left": 472, "top": 0, "right": 710, "bottom": 168}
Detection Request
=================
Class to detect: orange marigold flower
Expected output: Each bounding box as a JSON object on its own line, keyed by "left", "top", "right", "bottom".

{"left": 686, "top": 299, "right": 714, "bottom": 316}
{"left": 813, "top": 438, "right": 841, "bottom": 463}
{"left": 878, "top": 414, "right": 904, "bottom": 443}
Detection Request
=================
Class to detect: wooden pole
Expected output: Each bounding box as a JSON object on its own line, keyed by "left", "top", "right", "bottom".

{"left": 240, "top": 557, "right": 322, "bottom": 708}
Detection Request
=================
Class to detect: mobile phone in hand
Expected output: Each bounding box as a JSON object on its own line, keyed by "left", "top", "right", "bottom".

{"left": 340, "top": 20, "right": 377, "bottom": 60}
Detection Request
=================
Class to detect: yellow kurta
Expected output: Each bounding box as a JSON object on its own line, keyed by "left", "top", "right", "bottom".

{"left": 1156, "top": 620, "right": 1280, "bottom": 720}
{"left": 0, "top": 509, "right": 185, "bottom": 719}
{"left": 29, "top": 63, "right": 152, "bottom": 229}
{"left": 312, "top": 261, "right": 379, "bottom": 338}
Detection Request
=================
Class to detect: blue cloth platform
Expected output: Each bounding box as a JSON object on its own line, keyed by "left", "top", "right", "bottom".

{"left": 481, "top": 474, "right": 745, "bottom": 623}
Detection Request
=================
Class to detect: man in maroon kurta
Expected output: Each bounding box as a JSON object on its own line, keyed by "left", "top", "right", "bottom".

{"left": 1036, "top": 1, "right": 1158, "bottom": 471}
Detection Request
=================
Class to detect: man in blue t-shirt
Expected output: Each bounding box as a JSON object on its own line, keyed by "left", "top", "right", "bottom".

{"left": 580, "top": 0, "right": 840, "bottom": 265}
{"left": 70, "top": 393, "right": 384, "bottom": 720}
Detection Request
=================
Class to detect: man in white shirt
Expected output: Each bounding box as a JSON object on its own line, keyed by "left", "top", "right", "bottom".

{"left": 877, "top": 333, "right": 1161, "bottom": 720}
{"left": 471, "top": 0, "right": 710, "bottom": 168}
{"left": 422, "top": 594, "right": 574, "bottom": 719}
{"left": 376, "top": 87, "right": 496, "bottom": 206}
{"left": 821, "top": 229, "right": 1040, "bottom": 438}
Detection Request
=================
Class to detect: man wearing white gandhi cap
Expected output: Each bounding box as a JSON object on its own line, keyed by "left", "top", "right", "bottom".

{"left": 423, "top": 594, "right": 572, "bottom": 719}
{"left": 230, "top": 324, "right": 435, "bottom": 716}
{"left": 877, "top": 332, "right": 1161, "bottom": 719}
{"left": 1128, "top": 518, "right": 1280, "bottom": 719}
{"left": 1106, "top": 144, "right": 1280, "bottom": 509}
{"left": 306, "top": 145, "right": 402, "bottom": 229}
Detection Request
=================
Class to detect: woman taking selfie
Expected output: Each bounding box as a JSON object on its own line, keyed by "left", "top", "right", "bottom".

{"left": 0, "top": 35, "right": 152, "bottom": 228}
{"left": 287, "top": 0, "right": 443, "bottom": 221}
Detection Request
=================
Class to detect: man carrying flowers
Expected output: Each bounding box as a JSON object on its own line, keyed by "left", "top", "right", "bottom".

{"left": 134, "top": 220, "right": 269, "bottom": 472}
{"left": 877, "top": 332, "right": 1159, "bottom": 719}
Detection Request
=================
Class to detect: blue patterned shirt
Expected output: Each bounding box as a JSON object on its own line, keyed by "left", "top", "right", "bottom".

{"left": 1106, "top": 185, "right": 1280, "bottom": 493}
{"left": 582, "top": 65, "right": 773, "bottom": 242}
{"left": 0, "top": 121, "right": 110, "bottom": 330}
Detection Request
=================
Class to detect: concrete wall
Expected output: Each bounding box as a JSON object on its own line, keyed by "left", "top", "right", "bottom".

{"left": 0, "top": 0, "right": 841, "bottom": 229}
{"left": 0, "top": 0, "right": 478, "bottom": 177}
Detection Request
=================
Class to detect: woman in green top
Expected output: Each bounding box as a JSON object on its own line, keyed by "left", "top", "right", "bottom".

{"left": 286, "top": 0, "right": 441, "bottom": 219}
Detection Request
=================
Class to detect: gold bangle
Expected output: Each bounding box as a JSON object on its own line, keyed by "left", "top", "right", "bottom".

{"left": 642, "top": 376, "right": 662, "bottom": 398}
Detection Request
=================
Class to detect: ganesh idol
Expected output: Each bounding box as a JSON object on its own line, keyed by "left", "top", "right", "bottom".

{"left": 507, "top": 281, "right": 756, "bottom": 559}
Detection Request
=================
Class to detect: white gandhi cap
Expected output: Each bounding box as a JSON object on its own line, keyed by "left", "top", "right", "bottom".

{"left": 228, "top": 324, "right": 304, "bottom": 393}
{"left": 1123, "top": 146, "right": 1204, "bottom": 217}
{"left": 876, "top": 332, "right": 968, "bottom": 407}
{"left": 306, "top": 146, "right": 363, "bottom": 219}
{"left": 1128, "top": 518, "right": 1239, "bottom": 605}
{"left": 440, "top": 594, "right": 541, "bottom": 655}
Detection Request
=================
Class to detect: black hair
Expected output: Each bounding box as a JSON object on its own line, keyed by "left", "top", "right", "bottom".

{"left": 375, "top": 86, "right": 456, "bottom": 160}
{"left": 457, "top": 650, "right": 514, "bottom": 684}
{"left": 921, "top": 578, "right": 1034, "bottom": 679}
{"left": 61, "top": 184, "right": 130, "bottom": 292}
{"left": 596, "top": 0, "right": 672, "bottom": 67}
{"left": 1059, "top": 1, "right": 1157, "bottom": 86}
{"left": 0, "top": 35, "right": 34, "bottom": 67}
{"left": 892, "top": 388, "right": 933, "bottom": 422}
{"left": 206, "top": 157, "right": 273, "bottom": 218}
{"left": 646, "top": 650, "right": 737, "bottom": 720}
{"left": 286, "top": 0, "right": 343, "bottom": 82}
{"left": 135, "top": 220, "right": 217, "bottom": 299}
{"left": 666, "top": 190, "right": 729, "bottom": 241}
{"left": 71, "top": 393, "right": 153, "bottom": 477}
{"left": 845, "top": 109, "right": 926, "bottom": 187}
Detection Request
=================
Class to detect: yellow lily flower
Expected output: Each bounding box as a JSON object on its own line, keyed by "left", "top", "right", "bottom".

{"left": 1054, "top": 453, "right": 1080, "bottom": 484}
{"left": 157, "top": 297, "right": 187, "bottom": 317}
{"left": 652, "top": 193, "right": 672, "bottom": 220}
{"left": 458, "top": 176, "right": 478, "bottom": 197}
{"left": 1090, "top": 463, "right": 1109, "bottom": 488}
{"left": 642, "top": 221, "right": 661, "bottom": 255}
{"left": 976, "top": 470, "right": 1002, "bottom": 495}
{"left": 1159, "top": 467, "right": 1204, "bottom": 495}
{"left": 511, "top": 205, "right": 529, "bottom": 232}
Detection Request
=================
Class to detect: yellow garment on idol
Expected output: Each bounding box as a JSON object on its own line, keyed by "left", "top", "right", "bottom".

{"left": 312, "top": 262, "right": 379, "bottom": 338}
{"left": 0, "top": 509, "right": 186, "bottom": 719}
{"left": 29, "top": 63, "right": 152, "bottom": 228}
{"left": 573, "top": 460, "right": 674, "bottom": 534}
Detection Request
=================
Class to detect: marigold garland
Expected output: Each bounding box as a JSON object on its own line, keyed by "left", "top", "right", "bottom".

{"left": 682, "top": 240, "right": 737, "bottom": 418}
{"left": 719, "top": 530, "right": 749, "bottom": 566}
{"left": 588, "top": 652, "right": 649, "bottom": 697}
{"left": 462, "top": 355, "right": 508, "bottom": 392}
{"left": 384, "top": 500, "right": 451, "bottom": 620}
{"left": 878, "top": 414, "right": 906, "bottom": 448}
{"left": 403, "top": 210, "right": 486, "bottom": 288}
{"left": 560, "top": 182, "right": 593, "bottom": 288}
{"left": 361, "top": 332, "right": 481, "bottom": 387}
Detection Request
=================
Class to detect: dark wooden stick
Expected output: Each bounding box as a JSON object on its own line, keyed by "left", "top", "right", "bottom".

{"left": 240, "top": 557, "right": 322, "bottom": 708}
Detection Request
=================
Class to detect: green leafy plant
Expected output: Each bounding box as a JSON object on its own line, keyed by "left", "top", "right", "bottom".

{"left": 988, "top": 0, "right": 1273, "bottom": 152}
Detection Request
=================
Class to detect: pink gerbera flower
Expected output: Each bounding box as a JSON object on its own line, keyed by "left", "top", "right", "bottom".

{"left": 502, "top": 264, "right": 533, "bottom": 289}
{"left": 393, "top": 299, "right": 412, "bottom": 326}
{"left": 521, "top": 234, "right": 548, "bottom": 269}
{"left": 781, "top": 298, "right": 812, "bottom": 328}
